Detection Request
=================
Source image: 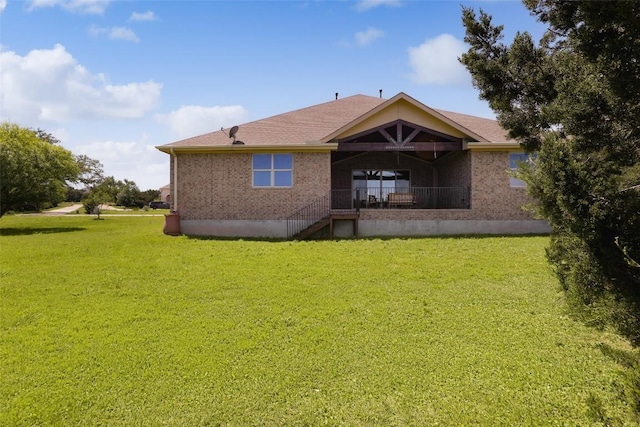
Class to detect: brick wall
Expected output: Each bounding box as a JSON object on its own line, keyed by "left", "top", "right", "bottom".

{"left": 359, "top": 151, "right": 536, "bottom": 221}
{"left": 470, "top": 151, "right": 534, "bottom": 220}
{"left": 171, "top": 149, "right": 536, "bottom": 223}
{"left": 436, "top": 151, "right": 471, "bottom": 188}
{"left": 173, "top": 151, "right": 331, "bottom": 220}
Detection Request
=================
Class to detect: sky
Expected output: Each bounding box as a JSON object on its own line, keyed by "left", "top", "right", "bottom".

{"left": 0, "top": 0, "right": 547, "bottom": 191}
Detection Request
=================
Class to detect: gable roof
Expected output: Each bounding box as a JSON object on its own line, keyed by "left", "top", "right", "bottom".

{"left": 157, "top": 92, "right": 513, "bottom": 153}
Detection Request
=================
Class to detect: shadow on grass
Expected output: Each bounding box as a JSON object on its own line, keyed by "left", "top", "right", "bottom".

{"left": 0, "top": 227, "right": 86, "bottom": 236}
{"left": 184, "top": 234, "right": 286, "bottom": 243}
{"left": 596, "top": 343, "right": 640, "bottom": 420}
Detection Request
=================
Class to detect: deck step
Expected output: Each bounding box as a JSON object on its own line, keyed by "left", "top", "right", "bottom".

{"left": 292, "top": 217, "right": 331, "bottom": 240}
{"left": 292, "top": 212, "right": 359, "bottom": 240}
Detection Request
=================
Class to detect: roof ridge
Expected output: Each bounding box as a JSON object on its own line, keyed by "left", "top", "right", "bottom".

{"left": 215, "top": 93, "right": 384, "bottom": 131}
{"left": 257, "top": 93, "right": 382, "bottom": 119}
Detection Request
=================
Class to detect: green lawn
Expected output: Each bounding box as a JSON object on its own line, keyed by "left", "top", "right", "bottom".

{"left": 1, "top": 215, "right": 637, "bottom": 426}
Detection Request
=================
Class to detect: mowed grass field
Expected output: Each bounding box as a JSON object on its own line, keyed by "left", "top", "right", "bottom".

{"left": 1, "top": 215, "right": 638, "bottom": 426}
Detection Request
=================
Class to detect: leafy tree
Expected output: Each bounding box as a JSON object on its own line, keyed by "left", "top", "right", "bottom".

{"left": 116, "top": 179, "right": 143, "bottom": 208}
{"left": 0, "top": 123, "right": 79, "bottom": 215}
{"left": 90, "top": 176, "right": 121, "bottom": 205}
{"left": 140, "top": 189, "right": 161, "bottom": 206}
{"left": 461, "top": 1, "right": 640, "bottom": 344}
{"left": 82, "top": 176, "right": 154, "bottom": 209}
{"left": 82, "top": 187, "right": 111, "bottom": 215}
{"left": 75, "top": 154, "right": 105, "bottom": 187}
{"left": 32, "top": 128, "right": 61, "bottom": 145}
{"left": 65, "top": 186, "right": 87, "bottom": 202}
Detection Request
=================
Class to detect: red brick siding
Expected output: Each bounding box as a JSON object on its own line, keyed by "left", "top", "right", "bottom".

{"left": 170, "top": 150, "right": 535, "bottom": 222}
{"left": 470, "top": 151, "right": 533, "bottom": 220}
{"left": 174, "top": 152, "right": 330, "bottom": 220}
{"left": 436, "top": 151, "right": 471, "bottom": 188}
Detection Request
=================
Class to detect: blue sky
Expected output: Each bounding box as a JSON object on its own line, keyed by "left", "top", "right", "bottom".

{"left": 0, "top": 0, "right": 546, "bottom": 191}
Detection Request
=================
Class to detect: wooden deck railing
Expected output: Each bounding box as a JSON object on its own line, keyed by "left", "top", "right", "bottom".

{"left": 287, "top": 187, "right": 470, "bottom": 239}
{"left": 331, "top": 187, "right": 470, "bottom": 210}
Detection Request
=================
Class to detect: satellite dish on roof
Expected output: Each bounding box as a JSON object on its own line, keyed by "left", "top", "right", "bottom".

{"left": 226, "top": 125, "right": 244, "bottom": 145}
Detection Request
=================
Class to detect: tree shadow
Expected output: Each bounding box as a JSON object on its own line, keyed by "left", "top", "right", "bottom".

{"left": 184, "top": 234, "right": 285, "bottom": 243}
{"left": 0, "top": 227, "right": 86, "bottom": 236}
{"left": 596, "top": 343, "right": 640, "bottom": 420}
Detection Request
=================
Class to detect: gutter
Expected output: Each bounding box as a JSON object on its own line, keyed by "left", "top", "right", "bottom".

{"left": 169, "top": 148, "right": 178, "bottom": 212}
{"left": 464, "top": 141, "right": 520, "bottom": 151}
{"left": 156, "top": 143, "right": 337, "bottom": 154}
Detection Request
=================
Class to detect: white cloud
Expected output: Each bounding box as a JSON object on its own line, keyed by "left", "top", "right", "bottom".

{"left": 157, "top": 105, "right": 249, "bottom": 139}
{"left": 108, "top": 27, "right": 139, "bottom": 42}
{"left": 0, "top": 44, "right": 162, "bottom": 124}
{"left": 129, "top": 10, "right": 157, "bottom": 22}
{"left": 355, "top": 0, "right": 402, "bottom": 12}
{"left": 407, "top": 34, "right": 470, "bottom": 86}
{"left": 27, "top": 0, "right": 111, "bottom": 14}
{"left": 76, "top": 135, "right": 169, "bottom": 190}
{"left": 89, "top": 25, "right": 139, "bottom": 42}
{"left": 0, "top": 0, "right": 7, "bottom": 13}
{"left": 88, "top": 25, "right": 107, "bottom": 37}
{"left": 355, "top": 27, "right": 384, "bottom": 47}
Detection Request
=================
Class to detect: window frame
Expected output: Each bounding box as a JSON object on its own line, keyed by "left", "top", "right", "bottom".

{"left": 352, "top": 169, "right": 411, "bottom": 199}
{"left": 509, "top": 152, "right": 532, "bottom": 188}
{"left": 252, "top": 153, "right": 293, "bottom": 188}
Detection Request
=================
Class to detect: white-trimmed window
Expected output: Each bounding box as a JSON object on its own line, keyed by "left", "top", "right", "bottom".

{"left": 509, "top": 153, "right": 531, "bottom": 187}
{"left": 252, "top": 154, "right": 293, "bottom": 187}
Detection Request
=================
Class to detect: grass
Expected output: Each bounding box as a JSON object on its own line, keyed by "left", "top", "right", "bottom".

{"left": 96, "top": 208, "right": 169, "bottom": 215}
{"left": 1, "top": 215, "right": 638, "bottom": 426}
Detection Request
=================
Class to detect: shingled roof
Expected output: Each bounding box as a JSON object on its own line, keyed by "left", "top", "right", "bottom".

{"left": 158, "top": 93, "right": 512, "bottom": 150}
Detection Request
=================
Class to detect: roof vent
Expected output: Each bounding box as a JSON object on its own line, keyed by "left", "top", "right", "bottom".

{"left": 335, "top": 92, "right": 339, "bottom": 100}
{"left": 379, "top": 89, "right": 382, "bottom": 98}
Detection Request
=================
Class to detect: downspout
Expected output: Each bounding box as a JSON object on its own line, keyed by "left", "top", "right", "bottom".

{"left": 169, "top": 148, "right": 178, "bottom": 212}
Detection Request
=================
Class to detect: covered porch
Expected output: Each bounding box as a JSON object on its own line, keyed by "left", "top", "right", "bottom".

{"left": 330, "top": 119, "right": 472, "bottom": 211}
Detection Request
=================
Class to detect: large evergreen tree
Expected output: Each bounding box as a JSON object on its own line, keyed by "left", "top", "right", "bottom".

{"left": 461, "top": 1, "right": 640, "bottom": 343}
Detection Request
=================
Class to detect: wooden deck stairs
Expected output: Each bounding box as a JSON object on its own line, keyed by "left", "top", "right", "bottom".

{"left": 292, "top": 212, "right": 359, "bottom": 240}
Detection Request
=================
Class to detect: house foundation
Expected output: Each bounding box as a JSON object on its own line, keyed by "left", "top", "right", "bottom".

{"left": 179, "top": 218, "right": 549, "bottom": 239}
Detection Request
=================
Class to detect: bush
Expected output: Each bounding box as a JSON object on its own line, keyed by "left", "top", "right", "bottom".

{"left": 83, "top": 197, "right": 99, "bottom": 215}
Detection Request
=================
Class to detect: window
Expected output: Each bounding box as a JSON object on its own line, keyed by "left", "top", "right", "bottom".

{"left": 352, "top": 170, "right": 410, "bottom": 200}
{"left": 509, "top": 153, "right": 531, "bottom": 187}
{"left": 253, "top": 154, "right": 292, "bottom": 187}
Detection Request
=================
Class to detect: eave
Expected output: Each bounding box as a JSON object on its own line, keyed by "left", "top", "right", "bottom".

{"left": 321, "top": 92, "right": 489, "bottom": 144}
{"left": 465, "top": 142, "right": 521, "bottom": 151}
{"left": 155, "top": 143, "right": 338, "bottom": 154}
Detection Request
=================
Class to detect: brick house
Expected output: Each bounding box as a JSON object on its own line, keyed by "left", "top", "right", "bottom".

{"left": 156, "top": 92, "right": 549, "bottom": 238}
{"left": 159, "top": 184, "right": 171, "bottom": 203}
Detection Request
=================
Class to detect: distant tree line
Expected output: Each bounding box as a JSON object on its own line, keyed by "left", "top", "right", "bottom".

{"left": 81, "top": 177, "right": 160, "bottom": 214}
{"left": 0, "top": 122, "right": 161, "bottom": 216}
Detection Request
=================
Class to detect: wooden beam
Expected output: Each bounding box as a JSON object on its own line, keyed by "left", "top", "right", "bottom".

{"left": 402, "top": 128, "right": 421, "bottom": 146}
{"left": 337, "top": 141, "right": 463, "bottom": 151}
{"left": 334, "top": 119, "right": 463, "bottom": 145}
{"left": 378, "top": 128, "right": 396, "bottom": 145}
